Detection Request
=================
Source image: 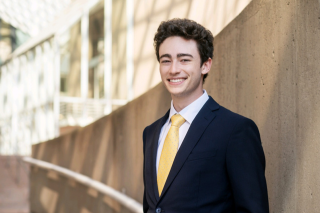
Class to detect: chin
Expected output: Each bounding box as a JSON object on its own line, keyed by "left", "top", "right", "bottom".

{"left": 169, "top": 90, "right": 188, "bottom": 98}
{"left": 165, "top": 86, "right": 183, "bottom": 95}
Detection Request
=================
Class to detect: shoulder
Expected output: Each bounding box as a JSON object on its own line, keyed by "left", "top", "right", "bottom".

{"left": 143, "top": 110, "right": 170, "bottom": 139}
{"left": 206, "top": 96, "right": 254, "bottom": 124}
{"left": 219, "top": 106, "right": 257, "bottom": 126}
{"left": 216, "top": 106, "right": 262, "bottom": 147}
{"left": 143, "top": 115, "right": 165, "bottom": 134}
{"left": 211, "top": 102, "right": 260, "bottom": 137}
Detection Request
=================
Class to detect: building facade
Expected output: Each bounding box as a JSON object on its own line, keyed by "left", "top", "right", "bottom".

{"left": 0, "top": 0, "right": 251, "bottom": 155}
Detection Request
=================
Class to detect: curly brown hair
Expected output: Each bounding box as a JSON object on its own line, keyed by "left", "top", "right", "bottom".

{"left": 154, "top": 18, "right": 214, "bottom": 83}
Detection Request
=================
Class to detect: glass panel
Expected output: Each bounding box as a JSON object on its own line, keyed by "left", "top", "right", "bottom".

{"left": 59, "top": 21, "right": 81, "bottom": 97}
{"left": 88, "top": 8, "right": 104, "bottom": 99}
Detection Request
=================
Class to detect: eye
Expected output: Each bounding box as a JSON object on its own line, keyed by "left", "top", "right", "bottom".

{"left": 181, "top": 59, "right": 190, "bottom": 62}
{"left": 161, "top": 60, "right": 171, "bottom": 64}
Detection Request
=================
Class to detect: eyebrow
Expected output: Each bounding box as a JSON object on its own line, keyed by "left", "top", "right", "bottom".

{"left": 159, "top": 54, "right": 171, "bottom": 60}
{"left": 177, "top": 53, "right": 193, "bottom": 58}
{"left": 159, "top": 53, "right": 193, "bottom": 60}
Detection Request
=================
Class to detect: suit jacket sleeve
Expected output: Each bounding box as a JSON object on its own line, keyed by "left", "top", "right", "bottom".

{"left": 142, "top": 127, "right": 149, "bottom": 213}
{"left": 226, "top": 118, "right": 269, "bottom": 213}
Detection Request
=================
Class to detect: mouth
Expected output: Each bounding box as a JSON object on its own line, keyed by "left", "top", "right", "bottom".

{"left": 168, "top": 78, "right": 186, "bottom": 84}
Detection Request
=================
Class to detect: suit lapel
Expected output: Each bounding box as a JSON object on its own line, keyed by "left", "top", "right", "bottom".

{"left": 158, "top": 97, "right": 220, "bottom": 200}
{"left": 150, "top": 110, "right": 170, "bottom": 201}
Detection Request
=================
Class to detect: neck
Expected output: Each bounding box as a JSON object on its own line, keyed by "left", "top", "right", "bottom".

{"left": 172, "top": 89, "right": 204, "bottom": 112}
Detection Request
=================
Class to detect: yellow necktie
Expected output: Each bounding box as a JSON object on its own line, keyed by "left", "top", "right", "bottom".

{"left": 157, "top": 114, "right": 186, "bottom": 195}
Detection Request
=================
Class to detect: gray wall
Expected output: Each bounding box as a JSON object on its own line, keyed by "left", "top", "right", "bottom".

{"left": 205, "top": 0, "right": 320, "bottom": 212}
{"left": 31, "top": 84, "right": 170, "bottom": 213}
{"left": 30, "top": 0, "right": 320, "bottom": 212}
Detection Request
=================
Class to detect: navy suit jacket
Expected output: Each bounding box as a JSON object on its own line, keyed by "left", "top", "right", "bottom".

{"left": 143, "top": 97, "right": 269, "bottom": 213}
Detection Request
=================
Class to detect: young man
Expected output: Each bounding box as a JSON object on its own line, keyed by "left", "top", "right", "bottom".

{"left": 143, "top": 18, "right": 269, "bottom": 213}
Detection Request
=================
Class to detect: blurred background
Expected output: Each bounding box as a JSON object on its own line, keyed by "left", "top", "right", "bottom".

{"left": 0, "top": 0, "right": 250, "bottom": 155}
{"left": 2, "top": 0, "right": 320, "bottom": 213}
{"left": 0, "top": 0, "right": 251, "bottom": 212}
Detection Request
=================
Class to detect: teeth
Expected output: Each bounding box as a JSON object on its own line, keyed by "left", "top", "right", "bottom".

{"left": 170, "top": 79, "right": 183, "bottom": 83}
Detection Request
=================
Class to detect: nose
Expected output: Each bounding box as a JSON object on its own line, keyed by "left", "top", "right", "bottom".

{"left": 169, "top": 60, "right": 181, "bottom": 75}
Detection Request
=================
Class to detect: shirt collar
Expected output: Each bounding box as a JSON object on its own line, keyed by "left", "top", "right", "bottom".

{"left": 169, "top": 90, "right": 209, "bottom": 124}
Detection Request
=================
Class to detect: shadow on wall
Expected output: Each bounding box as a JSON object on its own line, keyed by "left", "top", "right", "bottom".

{"left": 31, "top": 84, "right": 170, "bottom": 213}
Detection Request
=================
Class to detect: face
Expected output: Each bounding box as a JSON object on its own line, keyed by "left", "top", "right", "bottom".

{"left": 159, "top": 36, "right": 211, "bottom": 101}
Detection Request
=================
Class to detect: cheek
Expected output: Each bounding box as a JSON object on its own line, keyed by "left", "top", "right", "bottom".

{"left": 159, "top": 71, "right": 167, "bottom": 82}
{"left": 190, "top": 68, "right": 203, "bottom": 79}
{"left": 160, "top": 67, "right": 169, "bottom": 77}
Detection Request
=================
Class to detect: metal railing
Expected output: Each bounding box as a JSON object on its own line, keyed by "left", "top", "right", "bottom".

{"left": 59, "top": 96, "right": 128, "bottom": 126}
{"left": 23, "top": 157, "right": 143, "bottom": 213}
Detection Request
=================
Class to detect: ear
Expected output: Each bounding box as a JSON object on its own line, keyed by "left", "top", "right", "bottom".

{"left": 201, "top": 58, "right": 212, "bottom": 75}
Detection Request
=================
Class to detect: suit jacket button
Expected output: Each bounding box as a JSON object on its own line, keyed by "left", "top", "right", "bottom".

{"left": 156, "top": 207, "right": 161, "bottom": 213}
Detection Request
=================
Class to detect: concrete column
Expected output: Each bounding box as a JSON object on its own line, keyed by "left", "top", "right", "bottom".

{"left": 11, "top": 59, "right": 19, "bottom": 155}
{"left": 81, "top": 10, "right": 89, "bottom": 125}
{"left": 53, "top": 36, "right": 60, "bottom": 137}
{"left": 104, "top": 0, "right": 112, "bottom": 114}
{"left": 126, "top": 0, "right": 134, "bottom": 101}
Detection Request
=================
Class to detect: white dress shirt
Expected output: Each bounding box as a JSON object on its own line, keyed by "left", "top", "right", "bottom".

{"left": 156, "top": 90, "right": 209, "bottom": 173}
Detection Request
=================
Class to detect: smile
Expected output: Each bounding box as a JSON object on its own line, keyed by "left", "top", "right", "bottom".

{"left": 169, "top": 78, "right": 185, "bottom": 83}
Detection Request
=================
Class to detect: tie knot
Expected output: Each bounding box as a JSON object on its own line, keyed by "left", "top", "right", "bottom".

{"left": 171, "top": 114, "right": 185, "bottom": 128}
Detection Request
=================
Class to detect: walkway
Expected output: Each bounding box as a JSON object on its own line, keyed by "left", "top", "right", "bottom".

{"left": 0, "top": 156, "right": 29, "bottom": 213}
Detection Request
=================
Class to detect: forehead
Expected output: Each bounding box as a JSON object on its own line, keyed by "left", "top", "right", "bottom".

{"left": 159, "top": 36, "right": 199, "bottom": 57}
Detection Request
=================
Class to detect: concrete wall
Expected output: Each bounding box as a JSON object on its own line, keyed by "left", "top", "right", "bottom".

{"left": 31, "top": 84, "right": 170, "bottom": 213}
{"left": 205, "top": 0, "right": 320, "bottom": 211}
{"left": 30, "top": 0, "right": 320, "bottom": 212}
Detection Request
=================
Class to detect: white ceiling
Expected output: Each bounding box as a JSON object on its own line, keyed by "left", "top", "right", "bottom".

{"left": 0, "top": 0, "right": 71, "bottom": 37}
